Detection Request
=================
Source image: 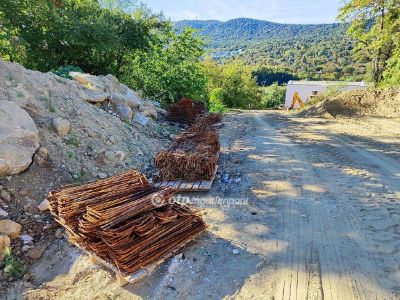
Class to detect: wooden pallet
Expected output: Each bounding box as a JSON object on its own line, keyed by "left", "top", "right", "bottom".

{"left": 72, "top": 231, "right": 204, "bottom": 287}
{"left": 154, "top": 165, "right": 218, "bottom": 192}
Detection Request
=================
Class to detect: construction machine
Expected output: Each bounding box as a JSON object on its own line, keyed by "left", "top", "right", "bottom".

{"left": 288, "top": 92, "right": 305, "bottom": 110}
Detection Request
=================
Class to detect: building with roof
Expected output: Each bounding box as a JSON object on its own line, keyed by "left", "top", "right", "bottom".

{"left": 285, "top": 80, "right": 367, "bottom": 108}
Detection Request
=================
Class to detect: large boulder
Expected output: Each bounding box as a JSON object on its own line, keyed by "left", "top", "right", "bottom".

{"left": 70, "top": 71, "right": 143, "bottom": 109}
{"left": 81, "top": 90, "right": 109, "bottom": 103}
{"left": 140, "top": 102, "right": 157, "bottom": 120}
{"left": 0, "top": 101, "right": 40, "bottom": 176}
{"left": 125, "top": 89, "right": 143, "bottom": 109}
{"left": 115, "top": 104, "right": 133, "bottom": 122}
{"left": 69, "top": 72, "right": 105, "bottom": 92}
{"left": 110, "top": 92, "right": 142, "bottom": 110}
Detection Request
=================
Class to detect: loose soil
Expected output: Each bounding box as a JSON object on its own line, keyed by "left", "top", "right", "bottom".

{"left": 299, "top": 88, "right": 400, "bottom": 118}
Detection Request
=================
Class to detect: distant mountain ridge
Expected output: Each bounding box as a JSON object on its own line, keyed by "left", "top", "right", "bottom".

{"left": 174, "top": 18, "right": 346, "bottom": 48}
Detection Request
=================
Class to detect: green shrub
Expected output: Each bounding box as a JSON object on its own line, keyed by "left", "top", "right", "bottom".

{"left": 382, "top": 45, "right": 400, "bottom": 88}
{"left": 52, "top": 66, "right": 83, "bottom": 79}
{"left": 3, "top": 248, "right": 26, "bottom": 278}
{"left": 67, "top": 134, "right": 80, "bottom": 147}
{"left": 67, "top": 150, "right": 76, "bottom": 159}
{"left": 209, "top": 88, "right": 226, "bottom": 112}
{"left": 259, "top": 83, "right": 286, "bottom": 109}
{"left": 0, "top": 0, "right": 161, "bottom": 75}
{"left": 203, "top": 59, "right": 261, "bottom": 109}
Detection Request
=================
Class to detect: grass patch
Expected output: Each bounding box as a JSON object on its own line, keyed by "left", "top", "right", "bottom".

{"left": 48, "top": 104, "right": 56, "bottom": 113}
{"left": 85, "top": 83, "right": 94, "bottom": 89}
{"left": 67, "top": 150, "right": 76, "bottom": 159}
{"left": 73, "top": 171, "right": 84, "bottom": 183}
{"left": 40, "top": 97, "right": 56, "bottom": 113}
{"left": 3, "top": 248, "right": 26, "bottom": 278}
{"left": 123, "top": 121, "right": 133, "bottom": 132}
{"left": 16, "top": 90, "right": 24, "bottom": 98}
{"left": 5, "top": 74, "right": 14, "bottom": 81}
{"left": 66, "top": 134, "right": 80, "bottom": 147}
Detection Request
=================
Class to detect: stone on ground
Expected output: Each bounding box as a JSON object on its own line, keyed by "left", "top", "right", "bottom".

{"left": 134, "top": 113, "right": 150, "bottom": 126}
{"left": 0, "top": 220, "right": 22, "bottom": 239}
{"left": 52, "top": 117, "right": 71, "bottom": 137}
{"left": 37, "top": 199, "right": 49, "bottom": 212}
{"left": 0, "top": 208, "right": 8, "bottom": 218}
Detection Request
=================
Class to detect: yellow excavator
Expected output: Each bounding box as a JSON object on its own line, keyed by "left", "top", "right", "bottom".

{"left": 288, "top": 92, "right": 305, "bottom": 110}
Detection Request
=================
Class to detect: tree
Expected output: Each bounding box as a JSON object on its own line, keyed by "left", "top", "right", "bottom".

{"left": 98, "top": 0, "right": 137, "bottom": 13}
{"left": 259, "top": 83, "right": 286, "bottom": 109}
{"left": 122, "top": 28, "right": 207, "bottom": 105}
{"left": 339, "top": 0, "right": 400, "bottom": 84}
{"left": 202, "top": 59, "right": 261, "bottom": 109}
{"left": 382, "top": 43, "right": 400, "bottom": 87}
{"left": 0, "top": 0, "right": 163, "bottom": 75}
{"left": 252, "top": 65, "right": 298, "bottom": 86}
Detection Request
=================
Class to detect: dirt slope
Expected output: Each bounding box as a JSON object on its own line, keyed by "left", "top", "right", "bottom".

{"left": 15, "top": 111, "right": 400, "bottom": 299}
{"left": 299, "top": 88, "right": 400, "bottom": 118}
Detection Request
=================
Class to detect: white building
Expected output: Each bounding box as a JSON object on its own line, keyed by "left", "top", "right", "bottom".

{"left": 285, "top": 80, "right": 367, "bottom": 108}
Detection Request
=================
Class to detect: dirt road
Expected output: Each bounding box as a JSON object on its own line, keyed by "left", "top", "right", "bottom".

{"left": 20, "top": 111, "right": 400, "bottom": 299}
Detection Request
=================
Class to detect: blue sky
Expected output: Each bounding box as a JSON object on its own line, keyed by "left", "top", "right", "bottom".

{"left": 141, "top": 0, "right": 345, "bottom": 24}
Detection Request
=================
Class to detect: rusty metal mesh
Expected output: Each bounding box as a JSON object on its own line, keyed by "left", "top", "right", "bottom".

{"left": 48, "top": 170, "right": 206, "bottom": 276}
{"left": 155, "top": 130, "right": 220, "bottom": 181}
{"left": 166, "top": 97, "right": 207, "bottom": 125}
{"left": 187, "top": 113, "right": 222, "bottom": 132}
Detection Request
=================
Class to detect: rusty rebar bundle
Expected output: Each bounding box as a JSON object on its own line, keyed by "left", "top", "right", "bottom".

{"left": 173, "top": 130, "right": 220, "bottom": 153}
{"left": 166, "top": 97, "right": 207, "bottom": 125}
{"left": 187, "top": 113, "right": 222, "bottom": 132}
{"left": 155, "top": 130, "right": 220, "bottom": 181}
{"left": 48, "top": 170, "right": 206, "bottom": 276}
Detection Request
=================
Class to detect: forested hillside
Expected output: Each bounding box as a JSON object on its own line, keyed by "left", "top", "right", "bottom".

{"left": 175, "top": 18, "right": 365, "bottom": 81}
{"left": 175, "top": 18, "right": 345, "bottom": 47}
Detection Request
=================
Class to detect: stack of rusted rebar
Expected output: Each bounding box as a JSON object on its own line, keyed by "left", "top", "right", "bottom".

{"left": 155, "top": 112, "right": 222, "bottom": 182}
{"left": 166, "top": 97, "right": 207, "bottom": 125}
{"left": 48, "top": 170, "right": 206, "bottom": 276}
{"left": 187, "top": 113, "right": 222, "bottom": 132}
{"left": 155, "top": 131, "right": 220, "bottom": 181}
